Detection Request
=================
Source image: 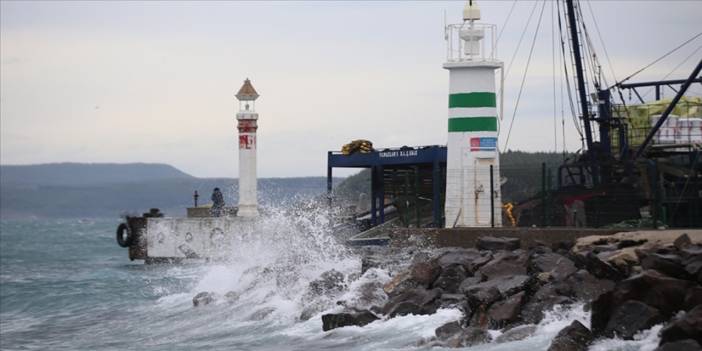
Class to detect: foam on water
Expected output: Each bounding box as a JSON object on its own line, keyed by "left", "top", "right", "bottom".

{"left": 0, "top": 203, "right": 666, "bottom": 351}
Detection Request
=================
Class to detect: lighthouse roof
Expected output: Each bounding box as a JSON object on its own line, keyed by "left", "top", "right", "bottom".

{"left": 236, "top": 78, "right": 259, "bottom": 101}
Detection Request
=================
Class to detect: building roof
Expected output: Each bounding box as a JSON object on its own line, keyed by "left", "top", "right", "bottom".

{"left": 235, "top": 78, "right": 259, "bottom": 101}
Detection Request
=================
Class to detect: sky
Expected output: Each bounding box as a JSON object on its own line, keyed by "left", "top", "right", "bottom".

{"left": 1, "top": 0, "right": 701, "bottom": 178}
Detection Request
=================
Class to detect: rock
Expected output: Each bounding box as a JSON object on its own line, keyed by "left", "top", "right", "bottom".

{"left": 410, "top": 260, "right": 441, "bottom": 287}
{"left": 439, "top": 293, "right": 467, "bottom": 309}
{"left": 249, "top": 306, "right": 276, "bottom": 320}
{"left": 521, "top": 283, "right": 573, "bottom": 324}
{"left": 388, "top": 301, "right": 431, "bottom": 317}
{"left": 617, "top": 239, "right": 648, "bottom": 249}
{"left": 487, "top": 291, "right": 526, "bottom": 328}
{"left": 603, "top": 300, "right": 663, "bottom": 339}
{"left": 436, "top": 248, "right": 480, "bottom": 266}
{"left": 456, "top": 275, "right": 483, "bottom": 292}
{"left": 433, "top": 264, "right": 468, "bottom": 293}
{"left": 552, "top": 239, "right": 575, "bottom": 253}
{"left": 476, "top": 236, "right": 521, "bottom": 251}
{"left": 309, "top": 269, "right": 346, "bottom": 295}
{"left": 445, "top": 327, "right": 491, "bottom": 348}
{"left": 659, "top": 305, "right": 702, "bottom": 346}
{"left": 655, "top": 339, "right": 702, "bottom": 351}
{"left": 591, "top": 270, "right": 697, "bottom": 335}
{"left": 495, "top": 324, "right": 537, "bottom": 343}
{"left": 674, "top": 233, "right": 692, "bottom": 250}
{"left": 321, "top": 310, "right": 379, "bottom": 331}
{"left": 639, "top": 252, "right": 689, "bottom": 280}
{"left": 683, "top": 252, "right": 702, "bottom": 284}
{"left": 383, "top": 271, "right": 417, "bottom": 296}
{"left": 224, "top": 291, "right": 240, "bottom": 303}
{"left": 478, "top": 250, "right": 528, "bottom": 280}
{"left": 547, "top": 320, "right": 593, "bottom": 351}
{"left": 685, "top": 287, "right": 702, "bottom": 307}
{"left": 577, "top": 251, "right": 625, "bottom": 281}
{"left": 382, "top": 287, "right": 442, "bottom": 316}
{"left": 529, "top": 252, "right": 578, "bottom": 281}
{"left": 564, "top": 270, "right": 614, "bottom": 302}
{"left": 463, "top": 275, "right": 532, "bottom": 302}
{"left": 192, "top": 292, "right": 216, "bottom": 307}
{"left": 435, "top": 321, "right": 463, "bottom": 341}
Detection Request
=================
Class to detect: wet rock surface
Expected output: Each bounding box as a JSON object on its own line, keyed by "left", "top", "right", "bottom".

{"left": 321, "top": 310, "right": 379, "bottom": 331}
{"left": 547, "top": 320, "right": 593, "bottom": 351}
{"left": 659, "top": 305, "right": 702, "bottom": 346}
{"left": 321, "top": 230, "right": 702, "bottom": 350}
{"left": 192, "top": 292, "right": 216, "bottom": 307}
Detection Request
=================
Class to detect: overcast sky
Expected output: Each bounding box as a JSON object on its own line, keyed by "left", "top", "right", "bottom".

{"left": 2, "top": 0, "right": 701, "bottom": 178}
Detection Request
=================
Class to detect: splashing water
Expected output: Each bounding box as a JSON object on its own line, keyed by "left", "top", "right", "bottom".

{"left": 0, "top": 205, "right": 664, "bottom": 350}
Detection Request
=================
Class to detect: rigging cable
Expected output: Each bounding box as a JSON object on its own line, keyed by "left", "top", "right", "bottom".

{"left": 504, "top": 0, "right": 540, "bottom": 81}
{"left": 503, "top": 0, "right": 548, "bottom": 151}
{"left": 641, "top": 43, "right": 702, "bottom": 100}
{"left": 496, "top": 0, "right": 518, "bottom": 44}
{"left": 585, "top": 0, "right": 618, "bottom": 84}
{"left": 615, "top": 31, "right": 702, "bottom": 88}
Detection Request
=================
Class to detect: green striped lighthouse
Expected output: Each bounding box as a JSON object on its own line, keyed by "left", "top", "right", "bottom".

{"left": 444, "top": 0, "right": 503, "bottom": 227}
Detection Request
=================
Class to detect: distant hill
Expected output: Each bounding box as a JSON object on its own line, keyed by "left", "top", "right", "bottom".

{"left": 0, "top": 163, "right": 193, "bottom": 186}
{"left": 0, "top": 163, "right": 338, "bottom": 219}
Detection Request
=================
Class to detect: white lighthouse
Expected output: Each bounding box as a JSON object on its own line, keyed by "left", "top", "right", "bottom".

{"left": 235, "top": 78, "right": 260, "bottom": 217}
{"left": 443, "top": 1, "right": 503, "bottom": 227}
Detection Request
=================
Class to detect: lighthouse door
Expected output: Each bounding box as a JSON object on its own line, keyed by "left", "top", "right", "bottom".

{"left": 473, "top": 158, "right": 494, "bottom": 226}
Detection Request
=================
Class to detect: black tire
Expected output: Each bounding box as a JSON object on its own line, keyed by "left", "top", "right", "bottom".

{"left": 116, "top": 223, "right": 133, "bottom": 248}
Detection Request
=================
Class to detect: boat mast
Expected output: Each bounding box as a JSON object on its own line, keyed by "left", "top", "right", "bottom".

{"left": 564, "top": 0, "right": 595, "bottom": 153}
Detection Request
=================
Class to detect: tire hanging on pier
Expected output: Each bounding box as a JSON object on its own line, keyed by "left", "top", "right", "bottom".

{"left": 116, "top": 222, "right": 133, "bottom": 248}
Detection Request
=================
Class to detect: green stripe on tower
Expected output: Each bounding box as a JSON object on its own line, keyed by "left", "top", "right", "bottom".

{"left": 448, "top": 92, "right": 497, "bottom": 108}
{"left": 448, "top": 117, "right": 498, "bottom": 132}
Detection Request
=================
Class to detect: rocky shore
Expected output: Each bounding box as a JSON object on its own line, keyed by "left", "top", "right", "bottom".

{"left": 323, "top": 232, "right": 702, "bottom": 350}
{"left": 192, "top": 230, "right": 701, "bottom": 350}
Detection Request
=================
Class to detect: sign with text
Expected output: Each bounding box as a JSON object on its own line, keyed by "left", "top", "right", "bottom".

{"left": 470, "top": 137, "right": 497, "bottom": 151}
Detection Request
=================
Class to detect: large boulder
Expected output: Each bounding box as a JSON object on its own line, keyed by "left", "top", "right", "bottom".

{"left": 575, "top": 251, "right": 625, "bottom": 281}
{"left": 495, "top": 324, "right": 537, "bottom": 343}
{"left": 410, "top": 260, "right": 441, "bottom": 287}
{"left": 445, "top": 327, "right": 492, "bottom": 348}
{"left": 476, "top": 236, "right": 521, "bottom": 251}
{"left": 478, "top": 250, "right": 528, "bottom": 280}
{"left": 563, "top": 269, "right": 614, "bottom": 302}
{"left": 309, "top": 269, "right": 346, "bottom": 295}
{"left": 462, "top": 275, "right": 532, "bottom": 301}
{"left": 659, "top": 305, "right": 702, "bottom": 346}
{"left": 655, "top": 339, "right": 702, "bottom": 351}
{"left": 529, "top": 252, "right": 578, "bottom": 281}
{"left": 435, "top": 321, "right": 463, "bottom": 341}
{"left": 192, "top": 292, "right": 216, "bottom": 307}
{"left": 436, "top": 248, "right": 492, "bottom": 273}
{"left": 639, "top": 252, "right": 689, "bottom": 280}
{"left": 521, "top": 283, "right": 573, "bottom": 324}
{"left": 321, "top": 310, "right": 379, "bottom": 331}
{"left": 382, "top": 286, "right": 442, "bottom": 316}
{"left": 591, "top": 270, "right": 697, "bottom": 335}
{"left": 487, "top": 291, "right": 526, "bottom": 328}
{"left": 433, "top": 264, "right": 468, "bottom": 293}
{"left": 547, "top": 320, "right": 593, "bottom": 351}
{"left": 603, "top": 300, "right": 663, "bottom": 339}
{"left": 383, "top": 271, "right": 417, "bottom": 297}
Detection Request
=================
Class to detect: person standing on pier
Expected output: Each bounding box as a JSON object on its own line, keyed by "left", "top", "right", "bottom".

{"left": 210, "top": 188, "right": 225, "bottom": 217}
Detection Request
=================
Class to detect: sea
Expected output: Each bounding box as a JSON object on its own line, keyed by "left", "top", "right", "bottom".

{"left": 0, "top": 208, "right": 665, "bottom": 351}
